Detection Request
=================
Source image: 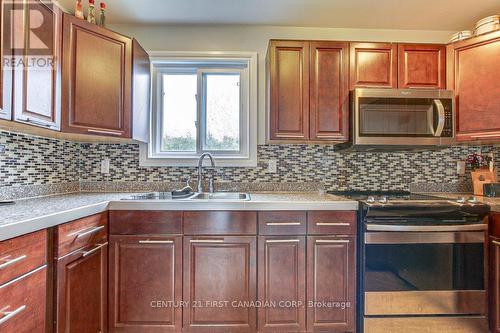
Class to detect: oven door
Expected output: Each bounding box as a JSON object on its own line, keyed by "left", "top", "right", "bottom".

{"left": 363, "top": 230, "right": 486, "bottom": 316}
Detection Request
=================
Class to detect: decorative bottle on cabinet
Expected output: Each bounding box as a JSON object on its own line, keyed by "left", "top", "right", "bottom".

{"left": 99, "top": 2, "right": 106, "bottom": 27}
{"left": 87, "top": 0, "right": 96, "bottom": 23}
{"left": 75, "top": 0, "right": 84, "bottom": 19}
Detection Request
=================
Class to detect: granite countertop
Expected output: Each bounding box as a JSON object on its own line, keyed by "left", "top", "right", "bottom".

{"left": 0, "top": 191, "right": 358, "bottom": 242}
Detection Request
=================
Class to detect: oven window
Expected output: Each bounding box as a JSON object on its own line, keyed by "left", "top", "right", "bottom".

{"left": 358, "top": 97, "right": 451, "bottom": 137}
{"left": 364, "top": 243, "right": 484, "bottom": 291}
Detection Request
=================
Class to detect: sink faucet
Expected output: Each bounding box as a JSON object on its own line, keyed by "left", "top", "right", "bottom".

{"left": 196, "top": 153, "right": 215, "bottom": 193}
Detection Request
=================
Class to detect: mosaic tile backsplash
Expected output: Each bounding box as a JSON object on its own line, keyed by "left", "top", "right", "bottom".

{"left": 1, "top": 130, "right": 500, "bottom": 195}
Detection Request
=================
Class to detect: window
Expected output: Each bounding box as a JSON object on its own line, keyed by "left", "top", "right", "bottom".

{"left": 141, "top": 52, "right": 257, "bottom": 167}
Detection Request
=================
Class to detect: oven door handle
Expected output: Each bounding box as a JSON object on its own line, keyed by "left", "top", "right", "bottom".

{"left": 366, "top": 224, "right": 488, "bottom": 232}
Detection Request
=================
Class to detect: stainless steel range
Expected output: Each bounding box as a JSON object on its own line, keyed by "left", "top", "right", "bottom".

{"left": 328, "top": 191, "right": 491, "bottom": 333}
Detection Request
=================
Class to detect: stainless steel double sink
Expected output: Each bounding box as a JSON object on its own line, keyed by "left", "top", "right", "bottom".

{"left": 124, "top": 192, "right": 251, "bottom": 201}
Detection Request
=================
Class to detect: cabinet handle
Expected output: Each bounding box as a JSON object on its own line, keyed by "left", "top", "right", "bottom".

{"left": 139, "top": 240, "right": 174, "bottom": 244}
{"left": 25, "top": 117, "right": 52, "bottom": 128}
{"left": 0, "top": 255, "right": 27, "bottom": 270}
{"left": 316, "top": 239, "right": 350, "bottom": 244}
{"left": 266, "top": 222, "right": 301, "bottom": 226}
{"left": 87, "top": 129, "right": 122, "bottom": 136}
{"left": 82, "top": 243, "right": 108, "bottom": 257}
{"left": 492, "top": 240, "right": 500, "bottom": 246}
{"left": 265, "top": 239, "right": 300, "bottom": 243}
{"left": 316, "top": 222, "right": 350, "bottom": 226}
{"left": 0, "top": 305, "right": 26, "bottom": 325}
{"left": 190, "top": 239, "right": 224, "bottom": 243}
{"left": 71, "top": 225, "right": 105, "bottom": 239}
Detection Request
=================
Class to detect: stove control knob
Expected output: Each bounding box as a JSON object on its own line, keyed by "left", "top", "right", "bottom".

{"left": 456, "top": 197, "right": 466, "bottom": 204}
{"left": 378, "top": 196, "right": 388, "bottom": 204}
{"left": 366, "top": 196, "right": 375, "bottom": 203}
{"left": 467, "top": 197, "right": 477, "bottom": 204}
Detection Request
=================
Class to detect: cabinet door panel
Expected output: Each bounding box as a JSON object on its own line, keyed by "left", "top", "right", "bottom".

{"left": 62, "top": 14, "right": 131, "bottom": 137}
{"left": 490, "top": 236, "right": 500, "bottom": 333}
{"left": 448, "top": 31, "right": 500, "bottom": 141}
{"left": 398, "top": 44, "right": 446, "bottom": 89}
{"left": 269, "top": 40, "right": 309, "bottom": 140}
{"left": 0, "top": 0, "right": 12, "bottom": 120}
{"left": 310, "top": 41, "right": 349, "bottom": 141}
{"left": 56, "top": 243, "right": 108, "bottom": 333}
{"left": 350, "top": 42, "right": 397, "bottom": 89}
{"left": 258, "top": 236, "right": 306, "bottom": 332}
{"left": 109, "top": 235, "right": 182, "bottom": 333}
{"left": 12, "top": 1, "right": 61, "bottom": 129}
{"left": 183, "top": 236, "right": 257, "bottom": 332}
{"left": 307, "top": 236, "right": 356, "bottom": 332}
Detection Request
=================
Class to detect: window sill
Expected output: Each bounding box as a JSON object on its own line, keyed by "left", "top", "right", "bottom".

{"left": 139, "top": 144, "right": 257, "bottom": 167}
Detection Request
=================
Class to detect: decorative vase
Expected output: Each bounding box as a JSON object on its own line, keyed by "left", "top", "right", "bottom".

{"left": 75, "top": 0, "right": 84, "bottom": 19}
{"left": 87, "top": 0, "right": 96, "bottom": 24}
{"left": 471, "top": 167, "right": 497, "bottom": 196}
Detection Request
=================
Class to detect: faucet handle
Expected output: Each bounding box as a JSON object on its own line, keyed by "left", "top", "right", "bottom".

{"left": 183, "top": 175, "right": 191, "bottom": 186}
{"left": 208, "top": 175, "right": 215, "bottom": 193}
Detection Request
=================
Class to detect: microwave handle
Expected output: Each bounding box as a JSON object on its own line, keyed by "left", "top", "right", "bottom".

{"left": 432, "top": 99, "right": 445, "bottom": 137}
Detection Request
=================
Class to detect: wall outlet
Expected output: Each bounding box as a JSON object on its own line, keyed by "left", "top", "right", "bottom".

{"left": 267, "top": 160, "right": 277, "bottom": 173}
{"left": 457, "top": 161, "right": 466, "bottom": 175}
{"left": 100, "top": 159, "right": 110, "bottom": 174}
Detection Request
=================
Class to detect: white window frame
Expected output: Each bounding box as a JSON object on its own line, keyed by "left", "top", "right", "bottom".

{"left": 140, "top": 51, "right": 258, "bottom": 167}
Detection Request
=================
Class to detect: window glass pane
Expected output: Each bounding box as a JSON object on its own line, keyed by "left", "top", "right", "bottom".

{"left": 204, "top": 73, "right": 240, "bottom": 151}
{"left": 161, "top": 73, "right": 197, "bottom": 152}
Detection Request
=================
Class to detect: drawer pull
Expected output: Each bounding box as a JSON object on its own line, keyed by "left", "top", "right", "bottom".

{"left": 266, "top": 222, "right": 301, "bottom": 226}
{"left": 139, "top": 240, "right": 174, "bottom": 244}
{"left": 493, "top": 240, "right": 500, "bottom": 246}
{"left": 87, "top": 129, "right": 122, "bottom": 136}
{"left": 190, "top": 239, "right": 224, "bottom": 243}
{"left": 72, "top": 225, "right": 105, "bottom": 239}
{"left": 265, "top": 239, "right": 300, "bottom": 243}
{"left": 316, "top": 239, "right": 350, "bottom": 244}
{"left": 316, "top": 222, "right": 351, "bottom": 226}
{"left": 0, "top": 255, "right": 27, "bottom": 270}
{"left": 82, "top": 243, "right": 108, "bottom": 257}
{"left": 0, "top": 305, "right": 26, "bottom": 325}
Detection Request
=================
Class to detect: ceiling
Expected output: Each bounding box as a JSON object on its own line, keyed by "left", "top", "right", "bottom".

{"left": 57, "top": 0, "right": 499, "bottom": 31}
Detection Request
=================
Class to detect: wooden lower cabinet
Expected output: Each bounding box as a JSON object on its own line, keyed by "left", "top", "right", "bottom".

{"left": 491, "top": 235, "right": 500, "bottom": 333}
{"left": 257, "top": 236, "right": 306, "bottom": 332}
{"left": 108, "top": 235, "right": 182, "bottom": 332}
{"left": 183, "top": 236, "right": 257, "bottom": 332}
{"left": 55, "top": 242, "right": 108, "bottom": 333}
{"left": 307, "top": 236, "right": 356, "bottom": 333}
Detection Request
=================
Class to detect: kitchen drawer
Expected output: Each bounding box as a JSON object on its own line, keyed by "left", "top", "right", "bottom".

{"left": 258, "top": 211, "right": 307, "bottom": 235}
{"left": 56, "top": 212, "right": 108, "bottom": 257}
{"left": 0, "top": 230, "right": 47, "bottom": 286}
{"left": 184, "top": 211, "right": 257, "bottom": 235}
{"left": 109, "top": 210, "right": 182, "bottom": 235}
{"left": 0, "top": 266, "right": 47, "bottom": 333}
{"left": 307, "top": 211, "right": 357, "bottom": 235}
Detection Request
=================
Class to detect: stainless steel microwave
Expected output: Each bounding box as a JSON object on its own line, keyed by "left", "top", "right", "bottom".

{"left": 348, "top": 88, "right": 455, "bottom": 150}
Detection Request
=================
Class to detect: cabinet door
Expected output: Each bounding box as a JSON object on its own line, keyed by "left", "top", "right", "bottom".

{"left": 349, "top": 42, "right": 397, "bottom": 89}
{"left": 61, "top": 13, "right": 132, "bottom": 137}
{"left": 448, "top": 31, "right": 500, "bottom": 142}
{"left": 12, "top": 0, "right": 61, "bottom": 129}
{"left": 309, "top": 41, "right": 349, "bottom": 141}
{"left": 398, "top": 44, "right": 446, "bottom": 89}
{"left": 0, "top": 0, "right": 12, "bottom": 120}
{"left": 257, "top": 236, "right": 306, "bottom": 332}
{"left": 491, "top": 236, "right": 500, "bottom": 333}
{"left": 109, "top": 236, "right": 182, "bottom": 333}
{"left": 306, "top": 236, "right": 356, "bottom": 333}
{"left": 56, "top": 243, "right": 108, "bottom": 333}
{"left": 269, "top": 40, "right": 309, "bottom": 141}
{"left": 183, "top": 236, "right": 257, "bottom": 332}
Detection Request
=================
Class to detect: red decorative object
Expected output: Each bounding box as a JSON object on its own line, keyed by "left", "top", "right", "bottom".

{"left": 99, "top": 2, "right": 106, "bottom": 27}
{"left": 87, "top": 0, "right": 96, "bottom": 24}
{"left": 75, "top": 0, "right": 84, "bottom": 19}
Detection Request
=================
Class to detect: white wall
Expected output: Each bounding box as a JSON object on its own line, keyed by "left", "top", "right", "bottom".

{"left": 110, "top": 24, "right": 455, "bottom": 144}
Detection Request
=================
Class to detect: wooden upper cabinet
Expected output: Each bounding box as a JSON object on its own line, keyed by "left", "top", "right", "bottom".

{"left": 269, "top": 40, "right": 310, "bottom": 140}
{"left": 11, "top": 0, "right": 61, "bottom": 129}
{"left": 309, "top": 41, "right": 349, "bottom": 141}
{"left": 350, "top": 42, "right": 398, "bottom": 89}
{"left": 61, "top": 13, "right": 132, "bottom": 138}
{"left": 398, "top": 44, "right": 446, "bottom": 89}
{"left": 0, "top": 0, "right": 12, "bottom": 121}
{"left": 307, "top": 236, "right": 356, "bottom": 332}
{"left": 109, "top": 235, "right": 182, "bottom": 333}
{"left": 447, "top": 31, "right": 500, "bottom": 142}
{"left": 183, "top": 236, "right": 257, "bottom": 332}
